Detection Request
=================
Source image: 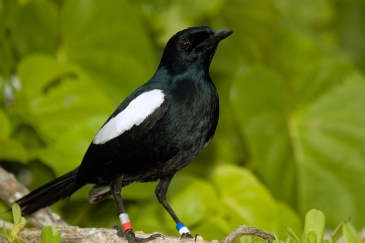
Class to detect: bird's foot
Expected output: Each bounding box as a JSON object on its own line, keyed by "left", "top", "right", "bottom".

{"left": 114, "top": 226, "right": 163, "bottom": 243}
{"left": 181, "top": 232, "right": 193, "bottom": 239}
{"left": 114, "top": 225, "right": 126, "bottom": 237}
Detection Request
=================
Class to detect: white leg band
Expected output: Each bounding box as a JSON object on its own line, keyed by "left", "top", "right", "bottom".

{"left": 178, "top": 226, "right": 190, "bottom": 235}
{"left": 119, "top": 213, "right": 130, "bottom": 224}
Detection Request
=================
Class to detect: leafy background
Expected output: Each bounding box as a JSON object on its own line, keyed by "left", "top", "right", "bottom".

{"left": 1, "top": 0, "right": 365, "bottom": 241}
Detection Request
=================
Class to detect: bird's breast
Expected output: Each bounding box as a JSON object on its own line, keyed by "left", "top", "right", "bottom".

{"left": 165, "top": 79, "right": 219, "bottom": 150}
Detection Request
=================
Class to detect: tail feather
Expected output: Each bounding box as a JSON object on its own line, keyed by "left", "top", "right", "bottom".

{"left": 15, "top": 169, "right": 80, "bottom": 215}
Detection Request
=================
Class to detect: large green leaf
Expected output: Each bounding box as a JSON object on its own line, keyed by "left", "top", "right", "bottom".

{"left": 222, "top": 0, "right": 331, "bottom": 80}
{"left": 39, "top": 116, "right": 107, "bottom": 176}
{"left": 134, "top": 0, "right": 227, "bottom": 44}
{"left": 211, "top": 164, "right": 301, "bottom": 238}
{"left": 230, "top": 60, "right": 365, "bottom": 227}
{"left": 295, "top": 63, "right": 365, "bottom": 227}
{"left": 17, "top": 54, "right": 115, "bottom": 142}
{"left": 122, "top": 182, "right": 156, "bottom": 200}
{"left": 59, "top": 0, "right": 156, "bottom": 100}
{"left": 128, "top": 200, "right": 172, "bottom": 235}
{"left": 0, "top": 139, "right": 27, "bottom": 163}
{"left": 0, "top": 0, "right": 18, "bottom": 79}
{"left": 0, "top": 109, "right": 10, "bottom": 139}
{"left": 222, "top": 0, "right": 282, "bottom": 65}
{"left": 283, "top": 0, "right": 335, "bottom": 28}
{"left": 166, "top": 174, "right": 221, "bottom": 229}
{"left": 13, "top": 0, "right": 58, "bottom": 56}
{"left": 331, "top": 1, "right": 365, "bottom": 72}
{"left": 230, "top": 65, "right": 296, "bottom": 205}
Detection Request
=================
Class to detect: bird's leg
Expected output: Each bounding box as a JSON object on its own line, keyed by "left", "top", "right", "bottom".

{"left": 155, "top": 176, "right": 193, "bottom": 239}
{"left": 111, "top": 177, "right": 162, "bottom": 243}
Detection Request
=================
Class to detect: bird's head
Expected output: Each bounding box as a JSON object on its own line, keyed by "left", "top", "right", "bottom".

{"left": 159, "top": 26, "right": 233, "bottom": 74}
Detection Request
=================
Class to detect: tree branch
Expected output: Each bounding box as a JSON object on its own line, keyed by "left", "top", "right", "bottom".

{"left": 0, "top": 226, "right": 208, "bottom": 243}
{"left": 0, "top": 167, "right": 275, "bottom": 243}
{"left": 222, "top": 226, "right": 275, "bottom": 243}
{"left": 0, "top": 166, "right": 68, "bottom": 228}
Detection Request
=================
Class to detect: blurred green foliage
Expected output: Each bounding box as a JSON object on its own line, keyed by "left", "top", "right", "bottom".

{"left": 1, "top": 0, "right": 365, "bottom": 241}
{"left": 0, "top": 204, "right": 26, "bottom": 243}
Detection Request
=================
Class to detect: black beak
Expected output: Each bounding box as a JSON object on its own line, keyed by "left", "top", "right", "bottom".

{"left": 213, "top": 29, "right": 234, "bottom": 42}
{"left": 196, "top": 29, "right": 233, "bottom": 50}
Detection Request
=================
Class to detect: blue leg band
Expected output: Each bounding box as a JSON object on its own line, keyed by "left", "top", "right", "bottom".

{"left": 176, "top": 222, "right": 190, "bottom": 235}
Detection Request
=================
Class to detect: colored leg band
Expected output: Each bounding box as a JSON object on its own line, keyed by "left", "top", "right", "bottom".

{"left": 119, "top": 213, "right": 133, "bottom": 231}
{"left": 176, "top": 222, "right": 190, "bottom": 235}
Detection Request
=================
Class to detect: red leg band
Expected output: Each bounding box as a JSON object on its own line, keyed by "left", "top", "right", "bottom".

{"left": 122, "top": 222, "right": 133, "bottom": 231}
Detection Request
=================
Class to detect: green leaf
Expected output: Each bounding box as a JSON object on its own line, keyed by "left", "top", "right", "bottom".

{"left": 193, "top": 215, "right": 230, "bottom": 241}
{"left": 166, "top": 174, "right": 221, "bottom": 228}
{"left": 129, "top": 199, "right": 180, "bottom": 237}
{"left": 277, "top": 203, "right": 303, "bottom": 239}
{"left": 273, "top": 232, "right": 280, "bottom": 243}
{"left": 230, "top": 60, "right": 365, "bottom": 227}
{"left": 222, "top": 0, "right": 282, "bottom": 65}
{"left": 230, "top": 65, "right": 296, "bottom": 205}
{"left": 0, "top": 0, "right": 18, "bottom": 79}
{"left": 329, "top": 218, "right": 350, "bottom": 243}
{"left": 122, "top": 182, "right": 156, "bottom": 200}
{"left": 343, "top": 222, "right": 362, "bottom": 243}
{"left": 295, "top": 62, "right": 365, "bottom": 227}
{"left": 11, "top": 125, "right": 45, "bottom": 160}
{"left": 83, "top": 200, "right": 119, "bottom": 229}
{"left": 17, "top": 54, "right": 115, "bottom": 142}
{"left": 332, "top": 2, "right": 365, "bottom": 72}
{"left": 39, "top": 116, "right": 107, "bottom": 176}
{"left": 284, "top": 0, "right": 335, "bottom": 27}
{"left": 11, "top": 239, "right": 27, "bottom": 243}
{"left": 10, "top": 204, "right": 26, "bottom": 240}
{"left": 252, "top": 238, "right": 268, "bottom": 243}
{"left": 0, "top": 139, "right": 27, "bottom": 163}
{"left": 286, "top": 227, "right": 300, "bottom": 243}
{"left": 304, "top": 209, "right": 325, "bottom": 243}
{"left": 0, "top": 201, "right": 13, "bottom": 222}
{"left": 11, "top": 204, "right": 22, "bottom": 226}
{"left": 13, "top": 0, "right": 58, "bottom": 56}
{"left": 41, "top": 225, "right": 61, "bottom": 243}
{"left": 306, "top": 232, "right": 318, "bottom": 243}
{"left": 0, "top": 109, "right": 10, "bottom": 139}
{"left": 211, "top": 164, "right": 301, "bottom": 239}
{"left": 59, "top": 0, "right": 156, "bottom": 99}
{"left": 154, "top": 0, "right": 227, "bottom": 43}
{"left": 0, "top": 227, "right": 12, "bottom": 241}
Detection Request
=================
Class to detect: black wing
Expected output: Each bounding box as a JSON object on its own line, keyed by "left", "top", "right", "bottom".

{"left": 75, "top": 92, "right": 171, "bottom": 187}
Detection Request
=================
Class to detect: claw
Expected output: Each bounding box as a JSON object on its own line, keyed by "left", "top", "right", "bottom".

{"left": 194, "top": 234, "right": 199, "bottom": 242}
{"left": 181, "top": 232, "right": 193, "bottom": 239}
{"left": 194, "top": 234, "right": 204, "bottom": 242}
{"left": 113, "top": 225, "right": 125, "bottom": 238}
{"left": 115, "top": 228, "right": 163, "bottom": 243}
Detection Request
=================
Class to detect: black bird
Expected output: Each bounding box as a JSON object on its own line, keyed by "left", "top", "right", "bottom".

{"left": 14, "top": 26, "right": 233, "bottom": 242}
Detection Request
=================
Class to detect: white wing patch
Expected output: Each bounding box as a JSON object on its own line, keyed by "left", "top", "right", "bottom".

{"left": 93, "top": 89, "right": 165, "bottom": 144}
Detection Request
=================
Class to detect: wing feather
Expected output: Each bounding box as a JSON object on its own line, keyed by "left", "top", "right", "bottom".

{"left": 75, "top": 91, "right": 170, "bottom": 186}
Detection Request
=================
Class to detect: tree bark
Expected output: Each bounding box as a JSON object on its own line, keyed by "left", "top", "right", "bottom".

{"left": 0, "top": 166, "right": 68, "bottom": 228}
{"left": 0, "top": 167, "right": 275, "bottom": 243}
{"left": 0, "top": 226, "right": 206, "bottom": 243}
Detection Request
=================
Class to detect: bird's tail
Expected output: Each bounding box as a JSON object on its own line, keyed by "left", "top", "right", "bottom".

{"left": 14, "top": 168, "right": 80, "bottom": 215}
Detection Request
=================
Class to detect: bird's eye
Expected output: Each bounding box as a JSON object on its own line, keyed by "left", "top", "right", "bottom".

{"left": 178, "top": 39, "right": 191, "bottom": 50}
